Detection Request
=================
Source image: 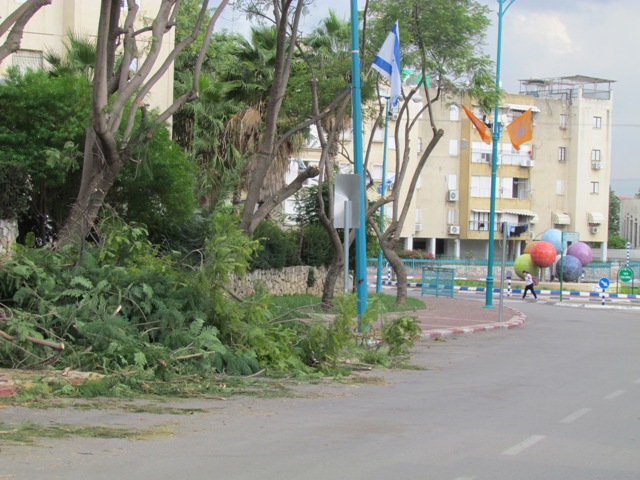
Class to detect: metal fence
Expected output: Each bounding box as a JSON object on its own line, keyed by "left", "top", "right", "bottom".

{"left": 421, "top": 267, "right": 455, "bottom": 298}
{"left": 368, "top": 258, "right": 637, "bottom": 285}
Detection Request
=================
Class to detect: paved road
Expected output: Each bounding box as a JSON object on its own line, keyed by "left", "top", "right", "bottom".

{"left": 2, "top": 301, "right": 639, "bottom": 479}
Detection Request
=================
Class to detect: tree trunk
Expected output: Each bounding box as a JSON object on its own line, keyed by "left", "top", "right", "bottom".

{"left": 380, "top": 241, "right": 408, "bottom": 306}
{"left": 321, "top": 252, "right": 343, "bottom": 309}
{"left": 57, "top": 131, "right": 123, "bottom": 243}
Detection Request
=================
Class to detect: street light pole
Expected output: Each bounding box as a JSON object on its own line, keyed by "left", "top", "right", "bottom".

{"left": 350, "top": 0, "right": 368, "bottom": 319}
{"left": 485, "top": 0, "right": 516, "bottom": 308}
{"left": 376, "top": 97, "right": 391, "bottom": 293}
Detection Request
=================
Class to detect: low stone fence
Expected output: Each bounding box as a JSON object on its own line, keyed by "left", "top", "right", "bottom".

{"left": 232, "top": 266, "right": 345, "bottom": 297}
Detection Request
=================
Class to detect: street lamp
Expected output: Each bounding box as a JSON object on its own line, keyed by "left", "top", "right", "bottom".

{"left": 485, "top": 0, "right": 516, "bottom": 308}
{"left": 350, "top": 0, "right": 368, "bottom": 318}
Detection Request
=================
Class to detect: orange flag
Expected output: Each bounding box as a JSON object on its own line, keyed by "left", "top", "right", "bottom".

{"left": 461, "top": 105, "right": 492, "bottom": 144}
{"left": 506, "top": 109, "right": 533, "bottom": 150}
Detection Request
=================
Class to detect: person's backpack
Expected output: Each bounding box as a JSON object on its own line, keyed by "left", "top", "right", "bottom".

{"left": 532, "top": 275, "right": 539, "bottom": 286}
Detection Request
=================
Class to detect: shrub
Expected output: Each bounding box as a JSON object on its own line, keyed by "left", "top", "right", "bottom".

{"left": 397, "top": 250, "right": 434, "bottom": 260}
{"left": 250, "top": 220, "right": 288, "bottom": 270}
{"left": 300, "top": 223, "right": 333, "bottom": 267}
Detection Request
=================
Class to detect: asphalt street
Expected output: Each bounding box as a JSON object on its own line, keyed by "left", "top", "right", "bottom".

{"left": 1, "top": 300, "right": 639, "bottom": 480}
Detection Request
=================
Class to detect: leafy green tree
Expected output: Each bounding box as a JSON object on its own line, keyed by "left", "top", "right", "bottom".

{"left": 609, "top": 187, "right": 620, "bottom": 236}
{"left": 366, "top": 0, "right": 496, "bottom": 305}
{"left": 56, "top": 0, "right": 231, "bottom": 244}
{"left": 107, "top": 124, "right": 197, "bottom": 242}
{"left": 0, "top": 69, "right": 90, "bottom": 239}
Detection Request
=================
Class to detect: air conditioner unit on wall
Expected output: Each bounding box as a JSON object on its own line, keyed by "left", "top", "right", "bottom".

{"left": 448, "top": 225, "right": 460, "bottom": 235}
{"left": 520, "top": 159, "right": 535, "bottom": 168}
{"left": 447, "top": 190, "right": 459, "bottom": 202}
{"left": 415, "top": 223, "right": 423, "bottom": 232}
{"left": 590, "top": 226, "right": 600, "bottom": 234}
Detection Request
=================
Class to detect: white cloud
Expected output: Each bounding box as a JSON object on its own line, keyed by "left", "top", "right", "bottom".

{"left": 511, "top": 13, "right": 579, "bottom": 56}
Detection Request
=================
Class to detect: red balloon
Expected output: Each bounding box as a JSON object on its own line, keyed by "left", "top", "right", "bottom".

{"left": 530, "top": 241, "right": 557, "bottom": 268}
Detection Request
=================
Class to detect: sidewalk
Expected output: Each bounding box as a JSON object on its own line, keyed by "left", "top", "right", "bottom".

{"left": 384, "top": 282, "right": 640, "bottom": 341}
{"left": 398, "top": 289, "right": 527, "bottom": 341}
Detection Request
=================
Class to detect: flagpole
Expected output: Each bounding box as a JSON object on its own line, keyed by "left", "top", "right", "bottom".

{"left": 350, "top": 0, "right": 368, "bottom": 320}
{"left": 376, "top": 96, "right": 391, "bottom": 293}
{"left": 485, "top": 0, "right": 516, "bottom": 308}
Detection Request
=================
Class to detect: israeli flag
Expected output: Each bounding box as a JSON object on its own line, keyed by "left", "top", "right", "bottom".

{"left": 372, "top": 21, "right": 401, "bottom": 107}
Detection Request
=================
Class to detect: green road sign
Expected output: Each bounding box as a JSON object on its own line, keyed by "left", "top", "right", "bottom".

{"left": 619, "top": 267, "right": 634, "bottom": 283}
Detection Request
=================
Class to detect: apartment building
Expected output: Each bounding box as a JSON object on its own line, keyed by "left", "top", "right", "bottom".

{"left": 0, "top": 0, "right": 174, "bottom": 114}
{"left": 288, "top": 75, "right": 614, "bottom": 261}
{"left": 620, "top": 197, "right": 640, "bottom": 248}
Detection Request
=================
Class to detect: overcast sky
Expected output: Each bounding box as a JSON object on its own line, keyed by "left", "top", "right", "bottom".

{"left": 219, "top": 0, "right": 640, "bottom": 196}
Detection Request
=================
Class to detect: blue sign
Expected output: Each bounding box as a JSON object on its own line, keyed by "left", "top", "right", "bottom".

{"left": 598, "top": 277, "right": 610, "bottom": 289}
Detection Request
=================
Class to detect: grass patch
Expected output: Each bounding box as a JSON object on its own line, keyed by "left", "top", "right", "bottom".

{"left": 0, "top": 421, "right": 170, "bottom": 445}
{"left": 268, "top": 293, "right": 426, "bottom": 320}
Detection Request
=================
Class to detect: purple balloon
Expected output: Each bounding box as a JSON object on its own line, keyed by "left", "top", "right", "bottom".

{"left": 566, "top": 241, "right": 593, "bottom": 267}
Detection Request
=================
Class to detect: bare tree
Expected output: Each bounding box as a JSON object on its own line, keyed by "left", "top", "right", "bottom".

{"left": 0, "top": 0, "right": 52, "bottom": 64}
{"left": 58, "top": 0, "right": 230, "bottom": 244}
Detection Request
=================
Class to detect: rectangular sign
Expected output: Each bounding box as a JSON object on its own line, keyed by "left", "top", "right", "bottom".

{"left": 333, "top": 174, "right": 362, "bottom": 228}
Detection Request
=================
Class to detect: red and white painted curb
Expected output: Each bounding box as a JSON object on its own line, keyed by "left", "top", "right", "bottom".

{"left": 419, "top": 313, "right": 527, "bottom": 340}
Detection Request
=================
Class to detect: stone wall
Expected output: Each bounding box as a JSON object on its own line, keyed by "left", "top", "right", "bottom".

{"left": 0, "top": 219, "right": 18, "bottom": 256}
{"left": 232, "top": 266, "right": 345, "bottom": 297}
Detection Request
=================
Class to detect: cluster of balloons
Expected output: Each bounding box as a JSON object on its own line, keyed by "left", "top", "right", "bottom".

{"left": 513, "top": 229, "right": 593, "bottom": 282}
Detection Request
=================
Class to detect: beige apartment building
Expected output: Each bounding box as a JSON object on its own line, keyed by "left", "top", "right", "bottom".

{"left": 0, "top": 0, "right": 174, "bottom": 114}
{"left": 287, "top": 75, "right": 614, "bottom": 261}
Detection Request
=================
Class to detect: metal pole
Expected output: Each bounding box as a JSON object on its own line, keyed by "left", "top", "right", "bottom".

{"left": 350, "top": 0, "right": 368, "bottom": 319}
{"left": 376, "top": 97, "right": 391, "bottom": 293}
{"left": 343, "top": 200, "right": 350, "bottom": 294}
{"left": 499, "top": 222, "right": 508, "bottom": 322}
{"left": 485, "top": 0, "right": 516, "bottom": 308}
{"left": 626, "top": 241, "right": 631, "bottom": 267}
{"left": 560, "top": 231, "right": 564, "bottom": 302}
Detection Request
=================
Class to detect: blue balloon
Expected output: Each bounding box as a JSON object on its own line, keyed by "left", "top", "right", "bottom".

{"left": 555, "top": 254, "right": 583, "bottom": 282}
{"left": 541, "top": 229, "right": 563, "bottom": 254}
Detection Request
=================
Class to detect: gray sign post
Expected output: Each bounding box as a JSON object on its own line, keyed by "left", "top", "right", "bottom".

{"left": 334, "top": 175, "right": 362, "bottom": 295}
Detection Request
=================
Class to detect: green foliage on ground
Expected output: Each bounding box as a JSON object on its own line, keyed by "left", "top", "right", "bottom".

{"left": 0, "top": 214, "right": 422, "bottom": 396}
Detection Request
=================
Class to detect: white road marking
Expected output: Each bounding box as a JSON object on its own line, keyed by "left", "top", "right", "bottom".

{"left": 502, "top": 435, "right": 546, "bottom": 456}
{"left": 560, "top": 407, "right": 592, "bottom": 424}
{"left": 604, "top": 390, "right": 626, "bottom": 400}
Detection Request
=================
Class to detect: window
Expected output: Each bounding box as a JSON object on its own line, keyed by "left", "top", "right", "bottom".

{"left": 447, "top": 208, "right": 458, "bottom": 225}
{"left": 512, "top": 178, "right": 530, "bottom": 200}
{"left": 480, "top": 152, "right": 491, "bottom": 163}
{"left": 470, "top": 211, "right": 491, "bottom": 231}
{"left": 590, "top": 181, "right": 600, "bottom": 194}
{"left": 558, "top": 147, "right": 566, "bottom": 162}
{"left": 470, "top": 176, "right": 492, "bottom": 198}
{"left": 556, "top": 180, "right": 564, "bottom": 195}
{"left": 449, "top": 139, "right": 459, "bottom": 156}
{"left": 591, "top": 149, "right": 601, "bottom": 161}
{"left": 417, "top": 137, "right": 423, "bottom": 153}
{"left": 12, "top": 50, "right": 43, "bottom": 73}
{"left": 594, "top": 116, "right": 602, "bottom": 129}
{"left": 449, "top": 105, "right": 460, "bottom": 121}
{"left": 559, "top": 114, "right": 568, "bottom": 129}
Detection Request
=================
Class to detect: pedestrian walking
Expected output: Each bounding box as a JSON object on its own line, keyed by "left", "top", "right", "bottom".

{"left": 522, "top": 270, "right": 537, "bottom": 300}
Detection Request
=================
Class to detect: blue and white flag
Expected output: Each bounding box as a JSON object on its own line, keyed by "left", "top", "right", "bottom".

{"left": 372, "top": 21, "right": 401, "bottom": 107}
